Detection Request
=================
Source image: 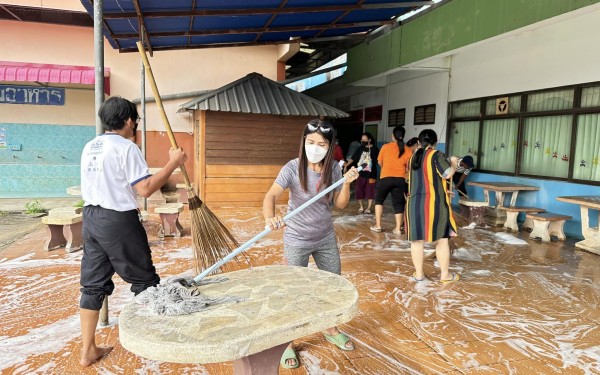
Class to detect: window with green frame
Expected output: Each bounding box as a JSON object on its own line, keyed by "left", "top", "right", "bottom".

{"left": 447, "top": 83, "right": 600, "bottom": 184}
{"left": 449, "top": 121, "right": 479, "bottom": 166}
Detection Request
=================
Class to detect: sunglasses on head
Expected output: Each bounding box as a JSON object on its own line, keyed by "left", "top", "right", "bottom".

{"left": 307, "top": 122, "right": 332, "bottom": 133}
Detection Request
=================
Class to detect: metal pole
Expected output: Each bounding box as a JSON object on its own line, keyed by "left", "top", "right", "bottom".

{"left": 94, "top": 0, "right": 104, "bottom": 135}
{"left": 140, "top": 26, "right": 148, "bottom": 211}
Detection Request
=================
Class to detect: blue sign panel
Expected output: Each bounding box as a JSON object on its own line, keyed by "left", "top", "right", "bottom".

{"left": 0, "top": 85, "right": 65, "bottom": 106}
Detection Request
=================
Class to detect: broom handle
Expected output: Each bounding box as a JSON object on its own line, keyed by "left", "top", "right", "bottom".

{"left": 136, "top": 42, "right": 192, "bottom": 189}
{"left": 194, "top": 165, "right": 365, "bottom": 282}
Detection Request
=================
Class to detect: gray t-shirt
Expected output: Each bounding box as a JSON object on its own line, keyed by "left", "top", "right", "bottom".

{"left": 275, "top": 158, "right": 343, "bottom": 247}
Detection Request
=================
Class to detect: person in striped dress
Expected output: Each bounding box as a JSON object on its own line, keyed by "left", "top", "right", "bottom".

{"left": 406, "top": 129, "right": 460, "bottom": 283}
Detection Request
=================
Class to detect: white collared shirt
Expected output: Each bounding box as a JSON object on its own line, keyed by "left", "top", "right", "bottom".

{"left": 81, "top": 133, "right": 150, "bottom": 211}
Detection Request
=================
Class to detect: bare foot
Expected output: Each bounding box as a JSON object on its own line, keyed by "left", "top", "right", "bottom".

{"left": 80, "top": 345, "right": 113, "bottom": 367}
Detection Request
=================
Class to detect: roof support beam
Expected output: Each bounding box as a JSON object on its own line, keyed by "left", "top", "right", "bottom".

{"left": 111, "top": 20, "right": 393, "bottom": 39}
{"left": 118, "top": 35, "right": 365, "bottom": 53}
{"left": 132, "top": 0, "right": 153, "bottom": 56}
{"left": 254, "top": 0, "right": 288, "bottom": 43}
{"left": 315, "top": 0, "right": 366, "bottom": 38}
{"left": 102, "top": 2, "right": 434, "bottom": 19}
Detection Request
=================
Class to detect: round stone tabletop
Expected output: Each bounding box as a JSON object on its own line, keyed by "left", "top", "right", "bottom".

{"left": 119, "top": 265, "right": 359, "bottom": 364}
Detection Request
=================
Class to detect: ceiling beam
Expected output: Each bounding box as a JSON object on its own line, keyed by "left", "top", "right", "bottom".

{"left": 315, "top": 0, "right": 366, "bottom": 39}
{"left": 102, "top": 2, "right": 434, "bottom": 19}
{"left": 132, "top": 0, "right": 153, "bottom": 56}
{"left": 111, "top": 20, "right": 392, "bottom": 39}
{"left": 253, "top": 0, "right": 288, "bottom": 43}
{"left": 117, "top": 35, "right": 365, "bottom": 53}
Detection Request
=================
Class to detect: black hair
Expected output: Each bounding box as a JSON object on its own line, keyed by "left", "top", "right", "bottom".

{"left": 411, "top": 129, "right": 438, "bottom": 170}
{"left": 98, "top": 96, "right": 139, "bottom": 132}
{"left": 406, "top": 137, "right": 419, "bottom": 147}
{"left": 299, "top": 119, "right": 335, "bottom": 196}
{"left": 392, "top": 126, "right": 405, "bottom": 158}
{"left": 362, "top": 132, "right": 374, "bottom": 144}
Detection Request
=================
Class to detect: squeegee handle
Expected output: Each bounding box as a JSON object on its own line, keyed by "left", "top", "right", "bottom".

{"left": 193, "top": 165, "right": 364, "bottom": 282}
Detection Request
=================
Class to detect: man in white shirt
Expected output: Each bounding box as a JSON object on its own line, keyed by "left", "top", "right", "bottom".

{"left": 79, "top": 97, "right": 187, "bottom": 367}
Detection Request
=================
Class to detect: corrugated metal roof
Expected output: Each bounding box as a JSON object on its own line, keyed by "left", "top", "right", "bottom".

{"left": 79, "top": 1, "right": 434, "bottom": 53}
{"left": 180, "top": 72, "right": 348, "bottom": 118}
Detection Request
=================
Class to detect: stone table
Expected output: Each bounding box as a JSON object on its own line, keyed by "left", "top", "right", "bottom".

{"left": 557, "top": 196, "right": 600, "bottom": 255}
{"left": 119, "top": 265, "right": 359, "bottom": 374}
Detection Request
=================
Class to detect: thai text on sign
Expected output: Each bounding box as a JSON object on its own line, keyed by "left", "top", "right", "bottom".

{"left": 0, "top": 84, "right": 65, "bottom": 106}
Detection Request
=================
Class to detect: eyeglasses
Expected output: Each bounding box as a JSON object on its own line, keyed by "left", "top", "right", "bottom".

{"left": 307, "top": 122, "right": 332, "bottom": 133}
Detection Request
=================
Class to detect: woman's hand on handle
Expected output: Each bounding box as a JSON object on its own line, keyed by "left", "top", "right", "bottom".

{"left": 265, "top": 216, "right": 286, "bottom": 231}
{"left": 344, "top": 167, "right": 360, "bottom": 184}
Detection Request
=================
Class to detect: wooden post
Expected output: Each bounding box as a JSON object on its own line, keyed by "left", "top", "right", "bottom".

{"left": 99, "top": 295, "right": 109, "bottom": 326}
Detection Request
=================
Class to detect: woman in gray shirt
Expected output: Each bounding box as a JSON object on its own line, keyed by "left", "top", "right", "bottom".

{"left": 263, "top": 119, "right": 359, "bottom": 369}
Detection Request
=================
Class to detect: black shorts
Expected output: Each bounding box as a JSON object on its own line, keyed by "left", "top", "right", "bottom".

{"left": 374, "top": 177, "right": 407, "bottom": 214}
{"left": 80, "top": 206, "right": 159, "bottom": 310}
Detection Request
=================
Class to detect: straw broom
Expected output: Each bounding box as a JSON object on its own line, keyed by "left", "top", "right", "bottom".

{"left": 136, "top": 42, "right": 239, "bottom": 274}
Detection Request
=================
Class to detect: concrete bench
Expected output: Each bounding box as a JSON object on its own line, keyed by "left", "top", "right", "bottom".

{"left": 147, "top": 190, "right": 167, "bottom": 205}
{"left": 526, "top": 212, "right": 572, "bottom": 242}
{"left": 458, "top": 198, "right": 488, "bottom": 226}
{"left": 176, "top": 183, "right": 189, "bottom": 204}
{"left": 41, "top": 214, "right": 83, "bottom": 252}
{"left": 499, "top": 206, "right": 545, "bottom": 231}
{"left": 48, "top": 206, "right": 82, "bottom": 216}
{"left": 155, "top": 203, "right": 184, "bottom": 238}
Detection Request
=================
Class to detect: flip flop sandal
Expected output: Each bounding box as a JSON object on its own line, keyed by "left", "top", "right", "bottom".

{"left": 441, "top": 273, "right": 460, "bottom": 283}
{"left": 369, "top": 226, "right": 382, "bottom": 233}
{"left": 364, "top": 209, "right": 372, "bottom": 214}
{"left": 280, "top": 347, "right": 299, "bottom": 369}
{"left": 411, "top": 272, "right": 425, "bottom": 282}
{"left": 358, "top": 208, "right": 364, "bottom": 214}
{"left": 323, "top": 332, "right": 354, "bottom": 351}
{"left": 393, "top": 229, "right": 402, "bottom": 234}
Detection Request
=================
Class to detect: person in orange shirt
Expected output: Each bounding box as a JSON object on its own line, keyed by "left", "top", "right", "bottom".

{"left": 371, "top": 126, "right": 413, "bottom": 233}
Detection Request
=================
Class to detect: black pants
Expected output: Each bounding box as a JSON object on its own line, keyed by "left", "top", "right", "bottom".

{"left": 80, "top": 206, "right": 160, "bottom": 310}
{"left": 452, "top": 173, "right": 468, "bottom": 197}
{"left": 374, "top": 177, "right": 407, "bottom": 214}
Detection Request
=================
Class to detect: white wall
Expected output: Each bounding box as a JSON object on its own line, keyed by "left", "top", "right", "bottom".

{"left": 387, "top": 70, "right": 450, "bottom": 145}
{"left": 449, "top": 6, "right": 600, "bottom": 101}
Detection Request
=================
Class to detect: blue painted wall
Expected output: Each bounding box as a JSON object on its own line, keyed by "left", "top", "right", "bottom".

{"left": 457, "top": 172, "right": 600, "bottom": 239}
{"left": 0, "top": 123, "right": 95, "bottom": 198}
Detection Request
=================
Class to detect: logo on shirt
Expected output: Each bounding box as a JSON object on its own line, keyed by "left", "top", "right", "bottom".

{"left": 358, "top": 151, "right": 372, "bottom": 172}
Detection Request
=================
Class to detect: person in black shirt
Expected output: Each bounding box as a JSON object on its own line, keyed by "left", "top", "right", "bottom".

{"left": 343, "top": 132, "right": 380, "bottom": 214}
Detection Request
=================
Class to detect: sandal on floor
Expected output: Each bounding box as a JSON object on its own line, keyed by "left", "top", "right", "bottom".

{"left": 364, "top": 209, "right": 372, "bottom": 214}
{"left": 411, "top": 272, "right": 425, "bottom": 282}
{"left": 280, "top": 348, "right": 299, "bottom": 369}
{"left": 358, "top": 208, "right": 364, "bottom": 214}
{"left": 370, "top": 226, "right": 382, "bottom": 233}
{"left": 324, "top": 332, "right": 354, "bottom": 351}
{"left": 441, "top": 273, "right": 460, "bottom": 284}
{"left": 393, "top": 229, "right": 402, "bottom": 235}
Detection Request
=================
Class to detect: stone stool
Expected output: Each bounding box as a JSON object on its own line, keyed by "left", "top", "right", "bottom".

{"left": 526, "top": 212, "right": 572, "bottom": 242}
{"left": 458, "top": 198, "right": 488, "bottom": 226}
{"left": 155, "top": 203, "right": 184, "bottom": 239}
{"left": 41, "top": 214, "right": 83, "bottom": 252}
{"left": 499, "top": 206, "right": 545, "bottom": 231}
{"left": 176, "top": 183, "right": 189, "bottom": 204}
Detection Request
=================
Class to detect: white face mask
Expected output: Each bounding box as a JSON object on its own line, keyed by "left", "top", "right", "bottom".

{"left": 305, "top": 144, "right": 328, "bottom": 163}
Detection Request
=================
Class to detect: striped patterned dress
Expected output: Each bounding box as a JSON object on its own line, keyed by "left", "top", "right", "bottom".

{"left": 406, "top": 148, "right": 457, "bottom": 242}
